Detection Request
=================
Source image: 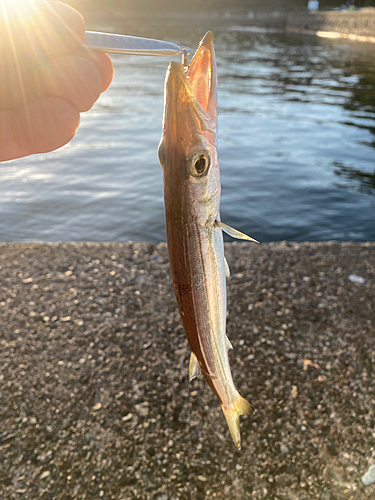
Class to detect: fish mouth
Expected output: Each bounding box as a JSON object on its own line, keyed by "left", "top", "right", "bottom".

{"left": 163, "top": 32, "right": 217, "bottom": 145}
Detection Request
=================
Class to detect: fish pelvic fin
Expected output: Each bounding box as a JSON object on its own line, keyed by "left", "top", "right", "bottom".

{"left": 224, "top": 256, "right": 230, "bottom": 277}
{"left": 226, "top": 336, "right": 233, "bottom": 350}
{"left": 189, "top": 352, "right": 200, "bottom": 382}
{"left": 215, "top": 220, "right": 259, "bottom": 243}
{"left": 222, "top": 394, "right": 254, "bottom": 450}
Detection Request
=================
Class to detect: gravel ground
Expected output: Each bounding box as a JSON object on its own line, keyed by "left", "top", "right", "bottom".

{"left": 0, "top": 241, "right": 375, "bottom": 500}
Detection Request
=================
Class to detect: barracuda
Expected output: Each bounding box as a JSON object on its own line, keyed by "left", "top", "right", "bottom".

{"left": 158, "top": 32, "right": 257, "bottom": 449}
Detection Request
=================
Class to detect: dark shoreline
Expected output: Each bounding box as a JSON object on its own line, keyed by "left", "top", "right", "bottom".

{"left": 1, "top": 241, "right": 375, "bottom": 499}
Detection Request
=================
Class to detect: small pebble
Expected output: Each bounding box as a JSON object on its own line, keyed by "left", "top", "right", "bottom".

{"left": 285, "top": 353, "right": 297, "bottom": 360}
{"left": 197, "top": 475, "right": 207, "bottom": 482}
{"left": 348, "top": 274, "right": 366, "bottom": 284}
{"left": 122, "top": 413, "right": 133, "bottom": 422}
{"left": 92, "top": 403, "right": 102, "bottom": 411}
{"left": 362, "top": 464, "right": 375, "bottom": 486}
{"left": 135, "top": 402, "right": 149, "bottom": 417}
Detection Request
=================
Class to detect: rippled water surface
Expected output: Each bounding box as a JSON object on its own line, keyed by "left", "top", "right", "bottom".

{"left": 2, "top": 23, "right": 375, "bottom": 243}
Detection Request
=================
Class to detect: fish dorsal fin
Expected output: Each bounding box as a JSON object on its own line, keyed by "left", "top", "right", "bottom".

{"left": 189, "top": 352, "right": 200, "bottom": 382}
{"left": 215, "top": 220, "right": 259, "bottom": 243}
{"left": 224, "top": 256, "right": 230, "bottom": 278}
{"left": 226, "top": 336, "right": 233, "bottom": 350}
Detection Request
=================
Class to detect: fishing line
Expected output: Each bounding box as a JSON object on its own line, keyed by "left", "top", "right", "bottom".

{"left": 182, "top": 47, "right": 189, "bottom": 70}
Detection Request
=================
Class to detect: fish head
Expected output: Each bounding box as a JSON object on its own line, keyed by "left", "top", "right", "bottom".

{"left": 159, "top": 32, "right": 220, "bottom": 227}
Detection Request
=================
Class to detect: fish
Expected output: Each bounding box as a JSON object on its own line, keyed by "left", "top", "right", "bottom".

{"left": 158, "top": 31, "right": 257, "bottom": 449}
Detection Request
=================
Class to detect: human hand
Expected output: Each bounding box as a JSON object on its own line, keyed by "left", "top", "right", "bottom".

{"left": 0, "top": 0, "right": 113, "bottom": 162}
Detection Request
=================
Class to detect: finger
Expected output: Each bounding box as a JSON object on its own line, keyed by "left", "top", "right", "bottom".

{"left": 42, "top": 1, "right": 86, "bottom": 53}
{"left": 0, "top": 55, "right": 103, "bottom": 112}
{"left": 78, "top": 51, "right": 114, "bottom": 92}
{"left": 0, "top": 97, "right": 80, "bottom": 162}
{"left": 45, "top": 56, "right": 104, "bottom": 112}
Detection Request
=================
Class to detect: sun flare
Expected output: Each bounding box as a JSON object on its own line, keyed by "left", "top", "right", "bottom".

{"left": 0, "top": 0, "right": 81, "bottom": 138}
{"left": 0, "top": 0, "right": 40, "bottom": 23}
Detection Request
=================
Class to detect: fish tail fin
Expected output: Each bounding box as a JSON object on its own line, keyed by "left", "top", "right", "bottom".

{"left": 222, "top": 394, "right": 254, "bottom": 450}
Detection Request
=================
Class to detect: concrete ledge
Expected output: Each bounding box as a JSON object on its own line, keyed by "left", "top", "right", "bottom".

{"left": 1, "top": 241, "right": 375, "bottom": 498}
{"left": 287, "top": 8, "right": 375, "bottom": 41}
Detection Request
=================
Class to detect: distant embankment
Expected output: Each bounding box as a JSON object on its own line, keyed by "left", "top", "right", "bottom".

{"left": 85, "top": 8, "right": 375, "bottom": 42}
{"left": 239, "top": 8, "right": 375, "bottom": 42}
{"left": 215, "top": 7, "right": 375, "bottom": 42}
{"left": 286, "top": 8, "right": 375, "bottom": 42}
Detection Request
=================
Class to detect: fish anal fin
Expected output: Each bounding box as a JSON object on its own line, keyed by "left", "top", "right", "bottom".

{"left": 215, "top": 220, "right": 259, "bottom": 243}
{"left": 226, "top": 336, "right": 233, "bottom": 350}
{"left": 189, "top": 352, "right": 200, "bottom": 382}
{"left": 224, "top": 256, "right": 230, "bottom": 277}
{"left": 222, "top": 394, "right": 254, "bottom": 450}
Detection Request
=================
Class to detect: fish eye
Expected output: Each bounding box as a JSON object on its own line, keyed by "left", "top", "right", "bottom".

{"left": 195, "top": 157, "right": 207, "bottom": 175}
{"left": 190, "top": 151, "right": 210, "bottom": 177}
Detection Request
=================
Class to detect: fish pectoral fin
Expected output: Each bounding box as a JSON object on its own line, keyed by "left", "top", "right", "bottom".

{"left": 189, "top": 352, "right": 201, "bottom": 382}
{"left": 226, "top": 336, "right": 233, "bottom": 350}
{"left": 224, "top": 256, "right": 230, "bottom": 278}
{"left": 215, "top": 220, "right": 259, "bottom": 243}
{"left": 222, "top": 394, "right": 254, "bottom": 450}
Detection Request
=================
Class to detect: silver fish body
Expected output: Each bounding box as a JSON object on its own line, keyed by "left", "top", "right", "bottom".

{"left": 158, "top": 32, "right": 253, "bottom": 449}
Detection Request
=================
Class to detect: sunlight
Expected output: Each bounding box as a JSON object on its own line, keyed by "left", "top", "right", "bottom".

{"left": 0, "top": 0, "right": 39, "bottom": 23}
{"left": 0, "top": 0, "right": 86, "bottom": 152}
{"left": 0, "top": 0, "right": 39, "bottom": 138}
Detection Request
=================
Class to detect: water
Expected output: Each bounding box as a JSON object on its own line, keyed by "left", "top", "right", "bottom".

{"left": 1, "top": 22, "right": 375, "bottom": 243}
